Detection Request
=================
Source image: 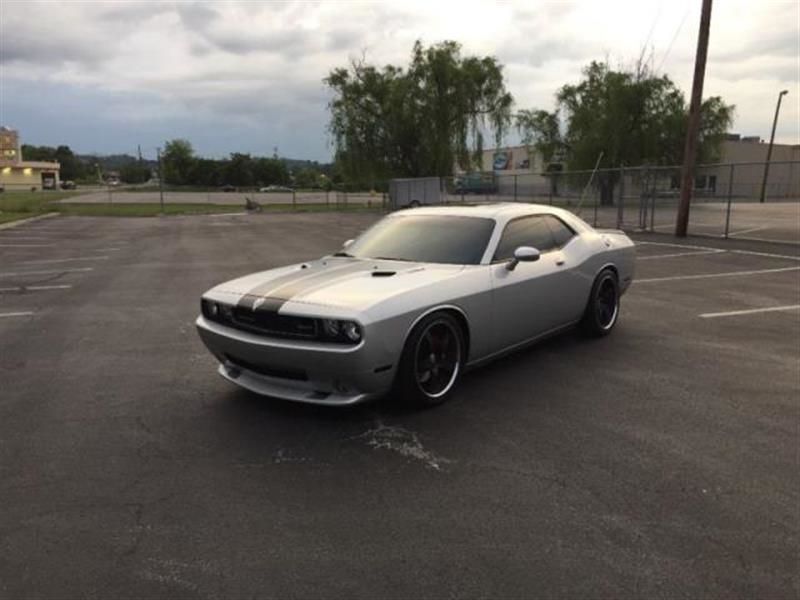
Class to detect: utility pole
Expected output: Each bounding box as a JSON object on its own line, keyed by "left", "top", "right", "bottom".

{"left": 156, "top": 147, "right": 165, "bottom": 213}
{"left": 759, "top": 89, "right": 788, "bottom": 203}
{"left": 675, "top": 0, "right": 713, "bottom": 237}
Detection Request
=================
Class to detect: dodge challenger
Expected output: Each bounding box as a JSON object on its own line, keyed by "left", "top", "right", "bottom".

{"left": 196, "top": 204, "right": 635, "bottom": 406}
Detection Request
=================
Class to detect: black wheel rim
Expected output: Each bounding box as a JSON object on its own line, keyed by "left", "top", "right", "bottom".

{"left": 414, "top": 320, "right": 461, "bottom": 398}
{"left": 596, "top": 277, "right": 618, "bottom": 329}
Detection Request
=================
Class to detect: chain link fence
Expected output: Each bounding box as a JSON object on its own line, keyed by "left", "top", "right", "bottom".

{"left": 2, "top": 161, "right": 797, "bottom": 243}
{"left": 432, "top": 161, "right": 799, "bottom": 244}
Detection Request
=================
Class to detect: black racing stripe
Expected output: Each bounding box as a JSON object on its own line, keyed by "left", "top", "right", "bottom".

{"left": 237, "top": 260, "right": 372, "bottom": 311}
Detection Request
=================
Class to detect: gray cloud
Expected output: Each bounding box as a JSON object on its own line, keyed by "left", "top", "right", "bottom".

{"left": 1, "top": 0, "right": 797, "bottom": 158}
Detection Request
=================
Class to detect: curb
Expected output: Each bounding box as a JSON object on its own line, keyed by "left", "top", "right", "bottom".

{"left": 0, "top": 212, "right": 60, "bottom": 230}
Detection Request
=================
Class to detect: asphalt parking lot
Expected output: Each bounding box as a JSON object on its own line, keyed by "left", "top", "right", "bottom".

{"left": 1, "top": 212, "right": 798, "bottom": 598}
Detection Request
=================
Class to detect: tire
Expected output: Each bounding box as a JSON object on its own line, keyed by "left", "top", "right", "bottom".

{"left": 581, "top": 268, "right": 620, "bottom": 337}
{"left": 395, "top": 312, "right": 466, "bottom": 407}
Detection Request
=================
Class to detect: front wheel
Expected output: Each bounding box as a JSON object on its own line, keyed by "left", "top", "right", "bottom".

{"left": 395, "top": 312, "right": 465, "bottom": 407}
{"left": 581, "top": 269, "right": 620, "bottom": 336}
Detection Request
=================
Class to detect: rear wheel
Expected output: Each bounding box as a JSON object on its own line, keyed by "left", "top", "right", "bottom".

{"left": 581, "top": 269, "right": 620, "bottom": 336}
{"left": 395, "top": 312, "right": 465, "bottom": 407}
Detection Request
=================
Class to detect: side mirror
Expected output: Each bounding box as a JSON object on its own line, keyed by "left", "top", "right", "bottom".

{"left": 343, "top": 239, "right": 354, "bottom": 248}
{"left": 507, "top": 246, "right": 540, "bottom": 271}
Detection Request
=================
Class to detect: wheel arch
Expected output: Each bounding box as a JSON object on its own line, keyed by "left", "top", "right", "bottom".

{"left": 595, "top": 261, "right": 619, "bottom": 281}
{"left": 404, "top": 304, "right": 471, "bottom": 361}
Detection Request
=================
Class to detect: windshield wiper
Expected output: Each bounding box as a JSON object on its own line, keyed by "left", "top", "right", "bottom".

{"left": 373, "top": 256, "right": 412, "bottom": 262}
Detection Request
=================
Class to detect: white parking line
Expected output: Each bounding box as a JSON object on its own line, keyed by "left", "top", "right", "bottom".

{"left": 729, "top": 249, "right": 800, "bottom": 262}
{"left": 0, "top": 284, "right": 72, "bottom": 292}
{"left": 638, "top": 249, "right": 725, "bottom": 260}
{"left": 0, "top": 244, "right": 55, "bottom": 248}
{"left": 637, "top": 241, "right": 800, "bottom": 261}
{"left": 18, "top": 256, "right": 109, "bottom": 265}
{"left": 637, "top": 241, "right": 721, "bottom": 251}
{"left": 728, "top": 226, "right": 768, "bottom": 237}
{"left": 636, "top": 266, "right": 800, "bottom": 283}
{"left": 0, "top": 267, "right": 94, "bottom": 278}
{"left": 700, "top": 305, "right": 800, "bottom": 319}
{"left": 0, "top": 311, "right": 34, "bottom": 318}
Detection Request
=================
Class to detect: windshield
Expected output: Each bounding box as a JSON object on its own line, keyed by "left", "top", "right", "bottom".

{"left": 347, "top": 215, "right": 495, "bottom": 265}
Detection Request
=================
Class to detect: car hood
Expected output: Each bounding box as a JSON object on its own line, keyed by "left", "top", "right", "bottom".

{"left": 206, "top": 257, "right": 466, "bottom": 316}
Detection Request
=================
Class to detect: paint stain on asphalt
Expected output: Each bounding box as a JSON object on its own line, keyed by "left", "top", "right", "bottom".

{"left": 353, "top": 420, "right": 452, "bottom": 471}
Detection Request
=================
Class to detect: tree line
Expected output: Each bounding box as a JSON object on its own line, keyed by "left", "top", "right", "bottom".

{"left": 160, "top": 140, "right": 334, "bottom": 189}
{"left": 325, "top": 40, "right": 735, "bottom": 202}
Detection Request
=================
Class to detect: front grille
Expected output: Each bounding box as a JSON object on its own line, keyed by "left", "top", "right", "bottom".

{"left": 202, "top": 299, "right": 358, "bottom": 345}
{"left": 225, "top": 355, "right": 308, "bottom": 381}
{"left": 228, "top": 306, "right": 317, "bottom": 339}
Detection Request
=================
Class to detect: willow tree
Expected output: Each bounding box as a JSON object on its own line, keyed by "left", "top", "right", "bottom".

{"left": 325, "top": 40, "right": 513, "bottom": 182}
{"left": 517, "top": 61, "right": 734, "bottom": 204}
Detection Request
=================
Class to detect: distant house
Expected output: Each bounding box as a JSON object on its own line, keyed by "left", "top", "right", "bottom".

{"left": 0, "top": 127, "right": 61, "bottom": 190}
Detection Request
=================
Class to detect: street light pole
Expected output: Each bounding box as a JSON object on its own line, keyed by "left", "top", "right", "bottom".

{"left": 156, "top": 147, "right": 165, "bottom": 213}
{"left": 758, "top": 90, "right": 788, "bottom": 203}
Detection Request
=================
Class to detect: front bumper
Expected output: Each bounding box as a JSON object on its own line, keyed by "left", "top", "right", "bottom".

{"left": 195, "top": 316, "right": 396, "bottom": 406}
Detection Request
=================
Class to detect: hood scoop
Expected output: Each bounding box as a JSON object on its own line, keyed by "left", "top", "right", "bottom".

{"left": 371, "top": 270, "right": 396, "bottom": 277}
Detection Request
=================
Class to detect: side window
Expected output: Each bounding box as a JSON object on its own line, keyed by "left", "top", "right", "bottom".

{"left": 544, "top": 215, "right": 576, "bottom": 247}
{"left": 493, "top": 216, "right": 556, "bottom": 261}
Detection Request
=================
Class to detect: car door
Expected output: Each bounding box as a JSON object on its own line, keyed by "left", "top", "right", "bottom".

{"left": 542, "top": 214, "right": 590, "bottom": 322}
{"left": 489, "top": 215, "right": 577, "bottom": 352}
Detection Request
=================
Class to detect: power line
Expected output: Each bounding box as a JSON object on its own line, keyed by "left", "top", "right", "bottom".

{"left": 656, "top": 4, "right": 692, "bottom": 74}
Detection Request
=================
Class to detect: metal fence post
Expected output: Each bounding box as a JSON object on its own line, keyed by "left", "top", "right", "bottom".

{"left": 326, "top": 189, "right": 330, "bottom": 208}
{"left": 650, "top": 183, "right": 656, "bottom": 232}
{"left": 514, "top": 175, "right": 518, "bottom": 201}
{"left": 617, "top": 168, "right": 625, "bottom": 229}
{"left": 292, "top": 189, "right": 296, "bottom": 210}
{"left": 724, "top": 163, "right": 734, "bottom": 238}
{"left": 593, "top": 186, "right": 599, "bottom": 227}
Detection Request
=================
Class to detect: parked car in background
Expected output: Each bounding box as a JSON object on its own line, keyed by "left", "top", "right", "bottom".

{"left": 220, "top": 184, "right": 236, "bottom": 192}
{"left": 259, "top": 185, "right": 294, "bottom": 193}
{"left": 196, "top": 203, "right": 635, "bottom": 407}
{"left": 60, "top": 181, "right": 77, "bottom": 190}
{"left": 454, "top": 172, "right": 498, "bottom": 195}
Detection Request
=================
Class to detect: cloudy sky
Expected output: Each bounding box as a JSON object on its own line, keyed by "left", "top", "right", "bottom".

{"left": 1, "top": 0, "right": 797, "bottom": 161}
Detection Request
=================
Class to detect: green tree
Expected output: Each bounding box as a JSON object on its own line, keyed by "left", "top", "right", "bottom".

{"left": 161, "top": 139, "right": 195, "bottom": 185}
{"left": 221, "top": 153, "right": 255, "bottom": 187}
{"left": 119, "top": 163, "right": 151, "bottom": 184}
{"left": 325, "top": 40, "right": 513, "bottom": 181}
{"left": 252, "top": 157, "right": 290, "bottom": 186}
{"left": 293, "top": 167, "right": 323, "bottom": 189}
{"left": 187, "top": 158, "right": 222, "bottom": 187}
{"left": 515, "top": 109, "right": 563, "bottom": 166}
{"left": 517, "top": 61, "right": 734, "bottom": 204}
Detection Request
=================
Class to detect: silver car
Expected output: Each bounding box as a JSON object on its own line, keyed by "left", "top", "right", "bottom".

{"left": 196, "top": 204, "right": 635, "bottom": 406}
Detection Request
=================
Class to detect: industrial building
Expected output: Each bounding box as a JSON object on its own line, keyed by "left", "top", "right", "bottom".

{"left": 0, "top": 127, "right": 60, "bottom": 190}
{"left": 478, "top": 136, "right": 800, "bottom": 199}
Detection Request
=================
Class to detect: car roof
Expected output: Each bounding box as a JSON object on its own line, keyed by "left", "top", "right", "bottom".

{"left": 393, "top": 203, "right": 591, "bottom": 230}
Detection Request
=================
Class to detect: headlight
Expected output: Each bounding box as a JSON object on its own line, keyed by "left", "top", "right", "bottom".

{"left": 202, "top": 298, "right": 219, "bottom": 318}
{"left": 319, "top": 319, "right": 362, "bottom": 343}
{"left": 341, "top": 320, "right": 362, "bottom": 342}
{"left": 202, "top": 299, "right": 232, "bottom": 322}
